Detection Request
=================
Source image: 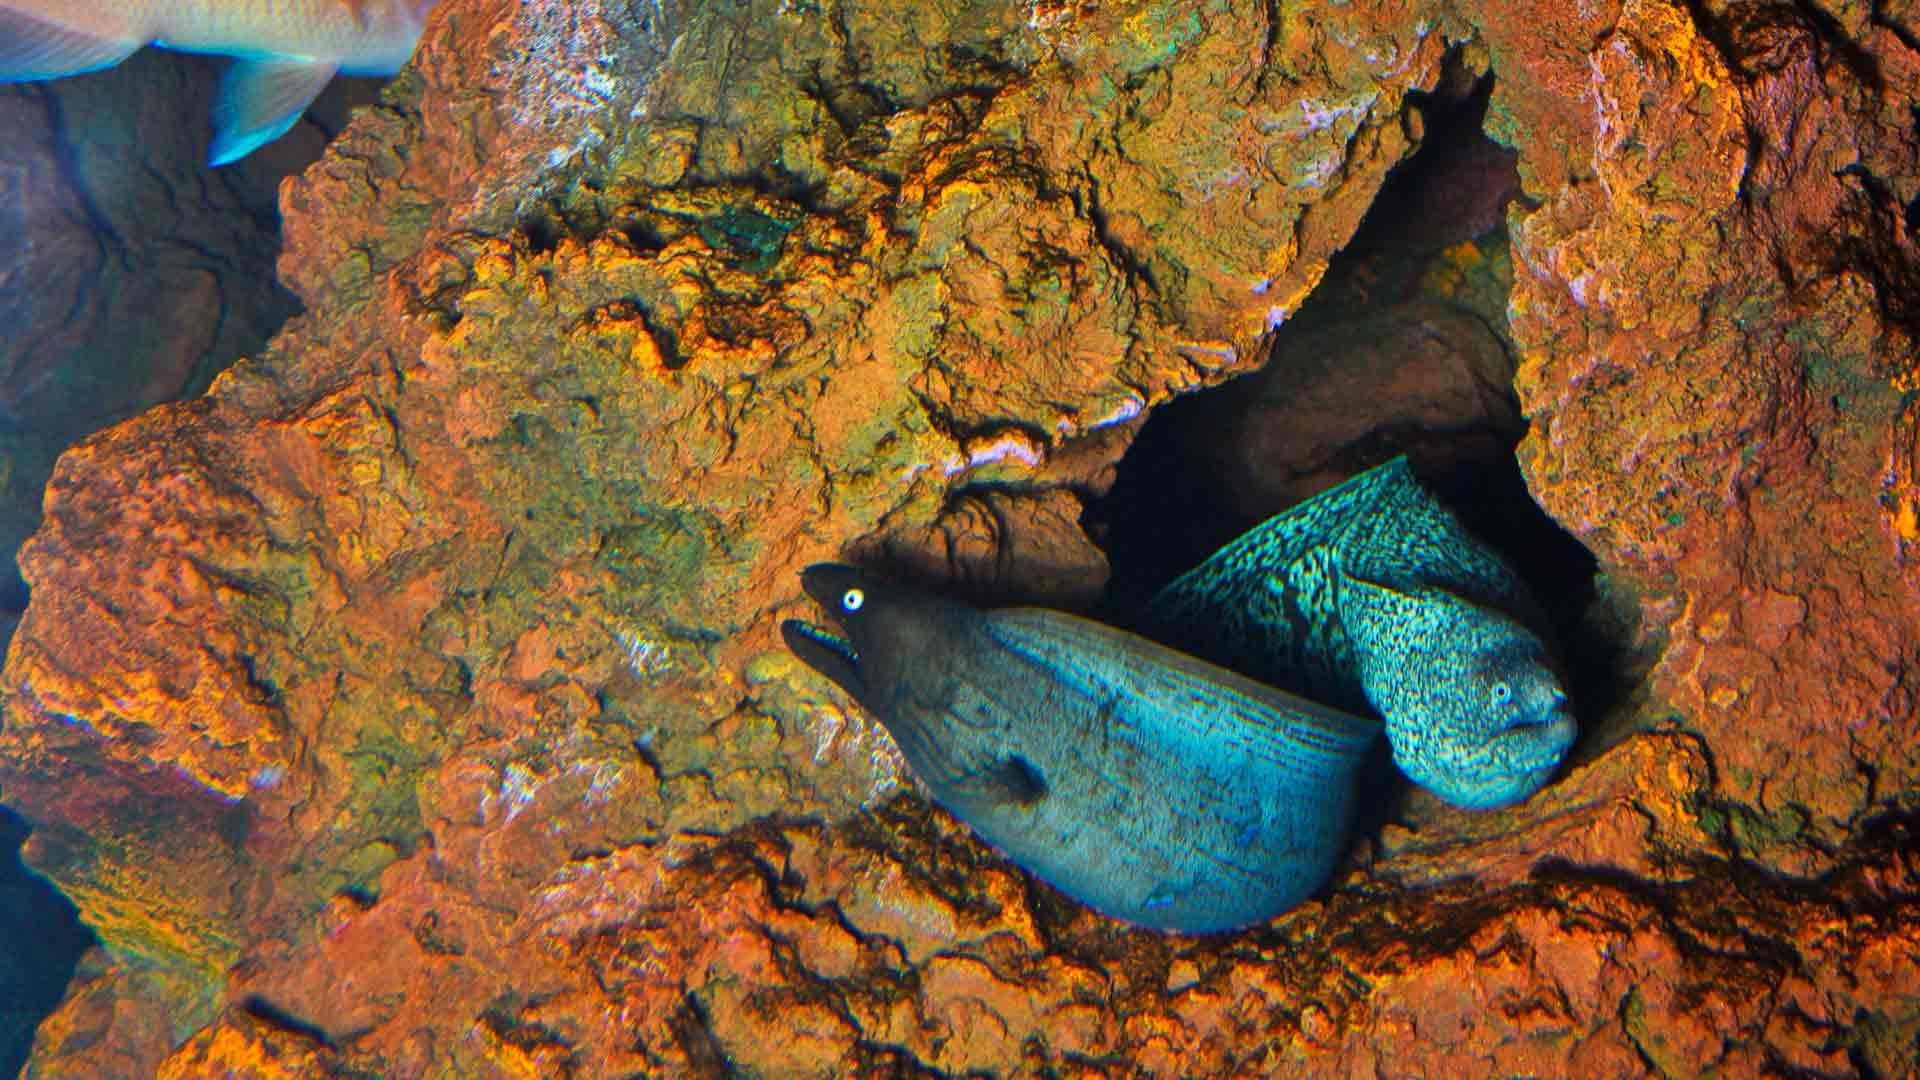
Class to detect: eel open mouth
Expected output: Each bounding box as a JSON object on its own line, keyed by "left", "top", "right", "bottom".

{"left": 780, "top": 618, "right": 865, "bottom": 700}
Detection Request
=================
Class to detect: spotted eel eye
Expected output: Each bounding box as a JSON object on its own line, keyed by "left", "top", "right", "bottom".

{"left": 841, "top": 587, "right": 865, "bottom": 612}
{"left": 1490, "top": 681, "right": 1513, "bottom": 706}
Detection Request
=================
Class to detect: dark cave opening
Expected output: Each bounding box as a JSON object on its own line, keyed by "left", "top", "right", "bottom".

{"left": 1082, "top": 74, "right": 1614, "bottom": 789}
{"left": 0, "top": 806, "right": 94, "bottom": 1079}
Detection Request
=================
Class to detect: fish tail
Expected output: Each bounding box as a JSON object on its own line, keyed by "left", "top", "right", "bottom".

{"left": 208, "top": 58, "right": 341, "bottom": 166}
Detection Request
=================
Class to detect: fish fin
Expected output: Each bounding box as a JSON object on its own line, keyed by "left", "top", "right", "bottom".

{"left": 1157, "top": 457, "right": 1410, "bottom": 606}
{"left": 209, "top": 57, "right": 340, "bottom": 165}
{"left": 0, "top": 9, "right": 142, "bottom": 81}
{"left": 1333, "top": 460, "right": 1551, "bottom": 629}
{"left": 949, "top": 754, "right": 1047, "bottom": 808}
{"left": 1146, "top": 458, "right": 1411, "bottom": 679}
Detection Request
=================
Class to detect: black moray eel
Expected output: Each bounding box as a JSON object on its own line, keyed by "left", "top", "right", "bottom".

{"left": 782, "top": 564, "right": 1379, "bottom": 933}
{"left": 1147, "top": 457, "right": 1575, "bottom": 810}
{"left": 782, "top": 458, "right": 1577, "bottom": 931}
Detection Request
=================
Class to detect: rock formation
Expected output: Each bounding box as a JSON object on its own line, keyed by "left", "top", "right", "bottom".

{"left": 1, "top": 0, "right": 1916, "bottom": 1075}
{"left": 0, "top": 51, "right": 383, "bottom": 642}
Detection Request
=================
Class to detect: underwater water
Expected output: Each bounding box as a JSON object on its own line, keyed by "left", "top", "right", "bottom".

{"left": 0, "top": 807, "right": 91, "bottom": 1079}
{"left": 1, "top": 45, "right": 381, "bottom": 1076}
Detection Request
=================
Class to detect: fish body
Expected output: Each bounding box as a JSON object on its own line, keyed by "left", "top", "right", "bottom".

{"left": 783, "top": 564, "right": 1379, "bottom": 933}
{"left": 0, "top": 0, "right": 437, "bottom": 163}
{"left": 1148, "top": 457, "right": 1576, "bottom": 810}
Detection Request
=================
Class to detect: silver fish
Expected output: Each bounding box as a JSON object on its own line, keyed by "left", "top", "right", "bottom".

{"left": 0, "top": 0, "right": 438, "bottom": 164}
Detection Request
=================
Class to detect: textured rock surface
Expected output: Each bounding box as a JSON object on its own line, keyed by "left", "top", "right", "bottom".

{"left": 1484, "top": 0, "right": 1920, "bottom": 869}
{"left": 0, "top": 49, "right": 379, "bottom": 1074}
{"left": 0, "top": 51, "right": 381, "bottom": 636}
{"left": 2, "top": 0, "right": 1918, "bottom": 1076}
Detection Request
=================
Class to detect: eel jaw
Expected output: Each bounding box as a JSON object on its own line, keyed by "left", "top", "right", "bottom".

{"left": 780, "top": 618, "right": 866, "bottom": 701}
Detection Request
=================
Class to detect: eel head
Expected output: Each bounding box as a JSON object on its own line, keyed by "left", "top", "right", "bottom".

{"left": 781, "top": 563, "right": 875, "bottom": 703}
{"left": 1343, "top": 577, "right": 1578, "bottom": 810}
{"left": 780, "top": 562, "right": 975, "bottom": 713}
{"left": 783, "top": 563, "right": 1021, "bottom": 801}
{"left": 1421, "top": 632, "right": 1578, "bottom": 809}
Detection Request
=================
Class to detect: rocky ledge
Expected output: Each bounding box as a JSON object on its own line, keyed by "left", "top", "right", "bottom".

{"left": 1, "top": 0, "right": 1916, "bottom": 1075}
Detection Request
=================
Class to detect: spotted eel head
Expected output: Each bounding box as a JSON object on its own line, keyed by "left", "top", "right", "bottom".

{"left": 1342, "top": 578, "right": 1577, "bottom": 810}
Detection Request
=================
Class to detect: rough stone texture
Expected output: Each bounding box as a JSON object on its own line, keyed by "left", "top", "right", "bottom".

{"left": 0, "top": 49, "right": 382, "bottom": 1075}
{"left": 1131, "top": 89, "right": 1530, "bottom": 535}
{"left": 1485, "top": 0, "right": 1920, "bottom": 868}
{"left": 0, "top": 50, "right": 381, "bottom": 635}
{"left": 2, "top": 0, "right": 1918, "bottom": 1076}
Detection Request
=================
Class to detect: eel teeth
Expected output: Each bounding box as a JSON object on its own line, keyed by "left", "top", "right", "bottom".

{"left": 786, "top": 620, "right": 859, "bottom": 666}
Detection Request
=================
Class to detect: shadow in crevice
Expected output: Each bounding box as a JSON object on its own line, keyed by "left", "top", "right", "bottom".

{"left": 1085, "top": 72, "right": 1572, "bottom": 612}
{"left": 0, "top": 805, "right": 95, "bottom": 1079}
{"left": 1082, "top": 73, "right": 1622, "bottom": 806}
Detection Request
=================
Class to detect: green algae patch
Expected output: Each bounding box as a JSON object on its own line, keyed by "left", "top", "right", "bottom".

{"left": 697, "top": 205, "right": 797, "bottom": 273}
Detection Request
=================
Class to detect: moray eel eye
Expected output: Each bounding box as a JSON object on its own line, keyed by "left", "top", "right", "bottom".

{"left": 1490, "top": 681, "right": 1512, "bottom": 706}
{"left": 841, "top": 588, "right": 865, "bottom": 612}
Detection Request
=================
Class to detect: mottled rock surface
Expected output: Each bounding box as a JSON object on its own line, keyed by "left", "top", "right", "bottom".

{"left": 2, "top": 0, "right": 1918, "bottom": 1076}
{"left": 0, "top": 51, "right": 381, "bottom": 640}
{"left": 0, "top": 49, "right": 382, "bottom": 1076}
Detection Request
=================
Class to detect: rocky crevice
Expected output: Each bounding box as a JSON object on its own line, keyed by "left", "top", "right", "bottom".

{"left": 0, "top": 0, "right": 1915, "bottom": 1075}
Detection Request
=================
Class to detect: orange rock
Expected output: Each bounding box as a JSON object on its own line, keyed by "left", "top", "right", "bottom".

{"left": 4, "top": 0, "right": 1920, "bottom": 1076}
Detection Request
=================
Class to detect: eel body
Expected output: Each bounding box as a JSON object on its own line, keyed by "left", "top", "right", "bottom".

{"left": 782, "top": 564, "right": 1378, "bottom": 933}
{"left": 1147, "top": 457, "right": 1576, "bottom": 810}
